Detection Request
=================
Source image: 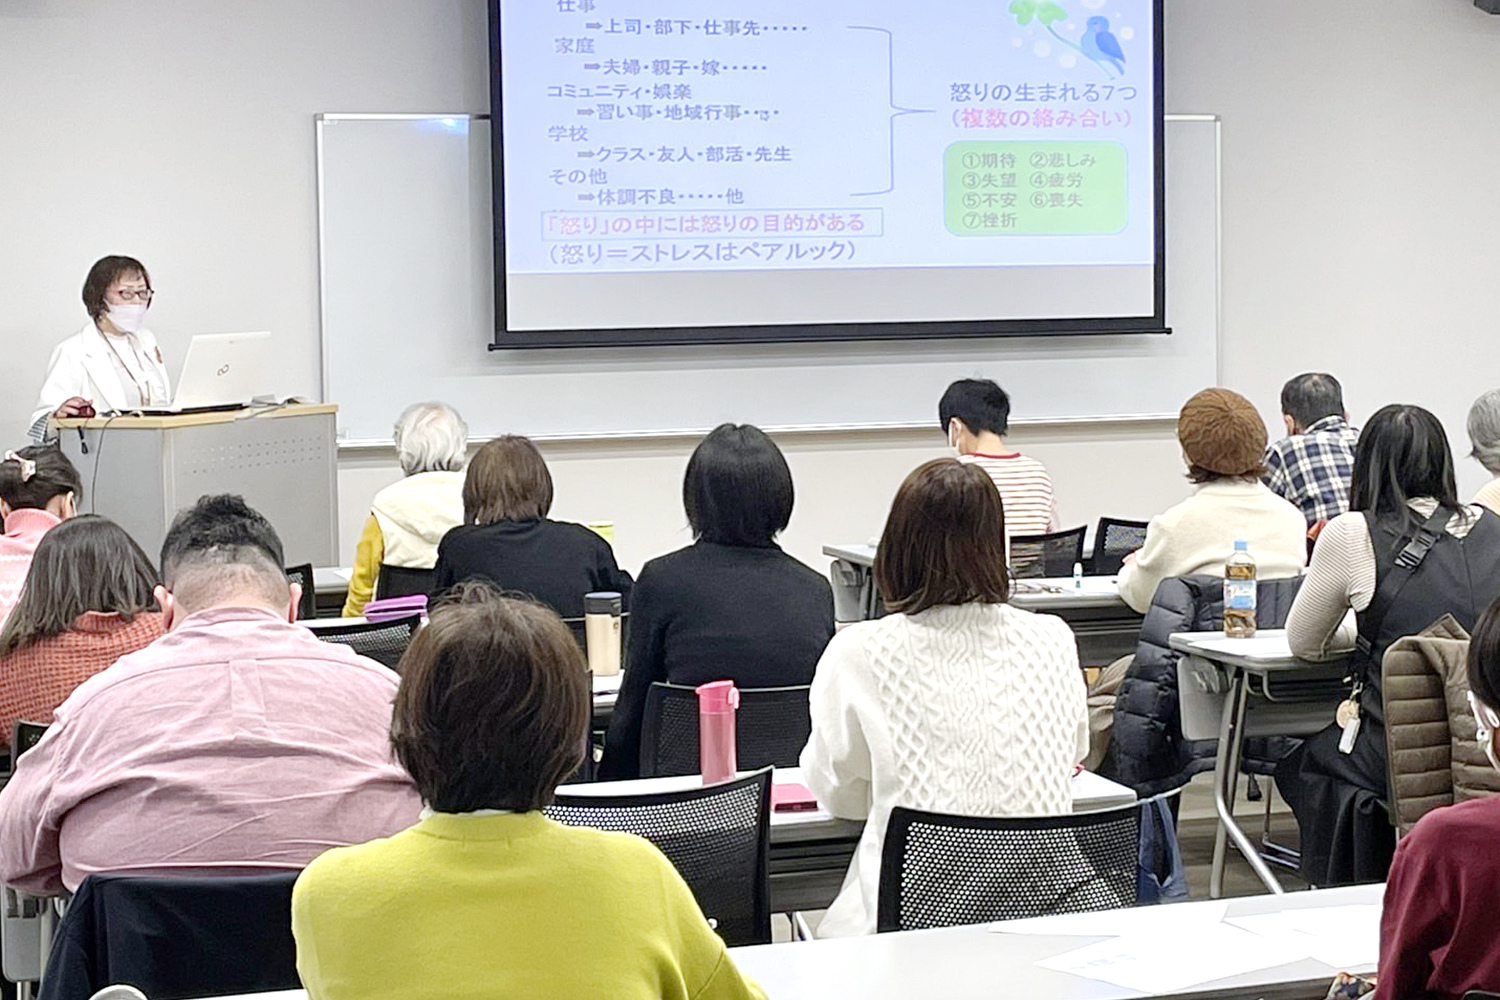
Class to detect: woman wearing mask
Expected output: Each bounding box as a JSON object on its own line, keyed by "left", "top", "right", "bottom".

{"left": 28, "top": 256, "right": 170, "bottom": 443}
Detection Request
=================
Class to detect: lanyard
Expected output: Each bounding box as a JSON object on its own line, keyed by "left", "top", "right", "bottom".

{"left": 98, "top": 329, "right": 156, "bottom": 405}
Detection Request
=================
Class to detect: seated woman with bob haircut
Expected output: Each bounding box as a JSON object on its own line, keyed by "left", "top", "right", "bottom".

{"left": 600, "top": 423, "right": 834, "bottom": 779}
{"left": 291, "top": 583, "right": 767, "bottom": 1000}
{"left": 0, "top": 515, "right": 163, "bottom": 741}
{"left": 800, "top": 458, "right": 1089, "bottom": 937}
{"left": 432, "top": 435, "right": 632, "bottom": 619}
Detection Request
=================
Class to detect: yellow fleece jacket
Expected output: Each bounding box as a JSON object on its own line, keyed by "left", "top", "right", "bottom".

{"left": 292, "top": 811, "right": 767, "bottom": 1000}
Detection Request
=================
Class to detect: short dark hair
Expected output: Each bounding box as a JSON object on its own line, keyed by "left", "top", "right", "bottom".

{"left": 939, "top": 379, "right": 1011, "bottom": 437}
{"left": 0, "top": 516, "right": 158, "bottom": 656}
{"left": 159, "top": 495, "right": 288, "bottom": 612}
{"left": 683, "top": 423, "right": 794, "bottom": 547}
{"left": 0, "top": 446, "right": 82, "bottom": 510}
{"left": 1469, "top": 594, "right": 1500, "bottom": 715}
{"left": 391, "top": 582, "right": 588, "bottom": 812}
{"left": 463, "top": 436, "right": 553, "bottom": 525}
{"left": 81, "top": 256, "right": 151, "bottom": 322}
{"left": 875, "top": 458, "right": 1010, "bottom": 614}
{"left": 1348, "top": 404, "right": 1462, "bottom": 524}
{"left": 1280, "top": 373, "right": 1344, "bottom": 430}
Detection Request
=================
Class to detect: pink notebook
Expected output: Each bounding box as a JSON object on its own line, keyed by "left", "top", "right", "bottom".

{"left": 772, "top": 782, "right": 819, "bottom": 812}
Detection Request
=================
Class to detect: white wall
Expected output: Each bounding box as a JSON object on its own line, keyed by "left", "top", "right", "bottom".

{"left": 4, "top": 1, "right": 1499, "bottom": 575}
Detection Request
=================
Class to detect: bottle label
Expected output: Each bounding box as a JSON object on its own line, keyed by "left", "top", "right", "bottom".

{"left": 1224, "top": 579, "right": 1256, "bottom": 610}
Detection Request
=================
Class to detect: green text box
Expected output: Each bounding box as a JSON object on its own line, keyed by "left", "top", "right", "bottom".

{"left": 944, "top": 142, "right": 1127, "bottom": 236}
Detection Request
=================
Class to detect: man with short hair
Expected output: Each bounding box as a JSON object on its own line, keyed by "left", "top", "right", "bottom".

{"left": 938, "top": 378, "right": 1060, "bottom": 539}
{"left": 1263, "top": 373, "right": 1360, "bottom": 528}
{"left": 0, "top": 495, "right": 421, "bottom": 895}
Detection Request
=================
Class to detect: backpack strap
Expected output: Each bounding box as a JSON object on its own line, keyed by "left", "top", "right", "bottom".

{"left": 1354, "top": 506, "right": 1452, "bottom": 665}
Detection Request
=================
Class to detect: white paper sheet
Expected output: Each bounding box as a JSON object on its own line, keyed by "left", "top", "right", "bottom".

{"left": 1036, "top": 921, "right": 1312, "bottom": 993}
{"left": 991, "top": 901, "right": 1227, "bottom": 938}
{"left": 1225, "top": 904, "right": 1381, "bottom": 970}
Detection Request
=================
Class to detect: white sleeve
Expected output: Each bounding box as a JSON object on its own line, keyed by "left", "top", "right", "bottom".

{"left": 29, "top": 340, "right": 77, "bottom": 441}
{"left": 799, "top": 629, "right": 874, "bottom": 821}
{"left": 1286, "top": 513, "right": 1373, "bottom": 660}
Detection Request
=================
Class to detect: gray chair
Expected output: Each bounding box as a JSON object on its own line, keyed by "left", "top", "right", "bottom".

{"left": 283, "top": 563, "right": 316, "bottom": 620}
{"left": 311, "top": 615, "right": 421, "bottom": 671}
{"left": 1010, "top": 527, "right": 1087, "bottom": 579}
{"left": 638, "top": 682, "right": 811, "bottom": 779}
{"left": 875, "top": 804, "right": 1139, "bottom": 933}
{"left": 1090, "top": 517, "right": 1149, "bottom": 575}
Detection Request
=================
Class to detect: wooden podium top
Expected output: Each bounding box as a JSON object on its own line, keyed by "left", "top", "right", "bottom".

{"left": 54, "top": 402, "right": 337, "bottom": 432}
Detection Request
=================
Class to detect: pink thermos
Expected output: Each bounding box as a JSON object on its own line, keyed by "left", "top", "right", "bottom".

{"left": 696, "top": 680, "right": 740, "bottom": 784}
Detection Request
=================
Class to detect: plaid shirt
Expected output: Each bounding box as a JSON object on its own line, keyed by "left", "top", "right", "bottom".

{"left": 1263, "top": 415, "right": 1360, "bottom": 526}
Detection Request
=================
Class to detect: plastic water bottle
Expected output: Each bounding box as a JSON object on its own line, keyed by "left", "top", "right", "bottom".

{"left": 1224, "top": 540, "right": 1257, "bottom": 638}
{"left": 696, "top": 680, "right": 740, "bottom": 785}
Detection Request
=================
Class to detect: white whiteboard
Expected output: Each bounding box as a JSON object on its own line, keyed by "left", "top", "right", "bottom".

{"left": 317, "top": 114, "right": 1218, "bottom": 445}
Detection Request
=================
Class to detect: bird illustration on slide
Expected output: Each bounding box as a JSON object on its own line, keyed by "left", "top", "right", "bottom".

{"left": 1081, "top": 16, "right": 1126, "bottom": 76}
{"left": 1006, "top": 1, "right": 1129, "bottom": 79}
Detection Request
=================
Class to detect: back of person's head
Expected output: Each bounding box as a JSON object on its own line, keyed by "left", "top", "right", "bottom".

{"left": 938, "top": 379, "right": 1011, "bottom": 438}
{"left": 682, "top": 423, "right": 793, "bottom": 547}
{"left": 463, "top": 436, "right": 553, "bottom": 525}
{"left": 81, "top": 255, "right": 151, "bottom": 322}
{"left": 0, "top": 446, "right": 82, "bottom": 517}
{"left": 1176, "top": 387, "right": 1268, "bottom": 483}
{"left": 1467, "top": 389, "right": 1500, "bottom": 478}
{"left": 393, "top": 402, "right": 468, "bottom": 476}
{"left": 0, "top": 515, "right": 158, "bottom": 656}
{"left": 391, "top": 581, "right": 588, "bottom": 812}
{"left": 1279, "top": 373, "right": 1344, "bottom": 431}
{"left": 158, "top": 494, "right": 292, "bottom": 618}
{"left": 1349, "top": 404, "right": 1460, "bottom": 520}
{"left": 875, "top": 458, "right": 1010, "bottom": 614}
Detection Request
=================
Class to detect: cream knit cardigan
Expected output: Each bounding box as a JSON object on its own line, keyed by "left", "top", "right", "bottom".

{"left": 800, "top": 602, "right": 1088, "bottom": 937}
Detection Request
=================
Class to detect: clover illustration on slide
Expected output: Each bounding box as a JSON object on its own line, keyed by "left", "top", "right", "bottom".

{"left": 1007, "top": 1, "right": 1128, "bottom": 79}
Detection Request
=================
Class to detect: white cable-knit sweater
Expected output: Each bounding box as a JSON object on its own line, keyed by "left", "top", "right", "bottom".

{"left": 800, "top": 602, "right": 1088, "bottom": 937}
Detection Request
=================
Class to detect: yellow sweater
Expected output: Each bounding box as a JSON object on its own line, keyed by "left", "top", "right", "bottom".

{"left": 292, "top": 811, "right": 767, "bottom": 1000}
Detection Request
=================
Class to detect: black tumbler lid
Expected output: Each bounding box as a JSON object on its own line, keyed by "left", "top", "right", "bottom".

{"left": 584, "top": 591, "right": 622, "bottom": 615}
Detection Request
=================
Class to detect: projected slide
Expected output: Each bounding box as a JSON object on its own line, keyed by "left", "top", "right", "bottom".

{"left": 492, "top": 0, "right": 1161, "bottom": 342}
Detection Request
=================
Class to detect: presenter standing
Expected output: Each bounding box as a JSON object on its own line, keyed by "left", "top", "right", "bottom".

{"left": 28, "top": 256, "right": 171, "bottom": 443}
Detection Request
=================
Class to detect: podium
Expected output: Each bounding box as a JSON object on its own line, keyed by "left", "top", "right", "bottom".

{"left": 56, "top": 405, "right": 338, "bottom": 567}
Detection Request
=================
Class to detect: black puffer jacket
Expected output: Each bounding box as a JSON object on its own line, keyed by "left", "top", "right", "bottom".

{"left": 1111, "top": 574, "right": 1304, "bottom": 798}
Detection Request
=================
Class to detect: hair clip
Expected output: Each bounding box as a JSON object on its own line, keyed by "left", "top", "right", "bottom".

{"left": 3, "top": 451, "right": 37, "bottom": 483}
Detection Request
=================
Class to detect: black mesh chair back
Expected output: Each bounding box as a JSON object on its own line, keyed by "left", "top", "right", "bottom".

{"left": 1091, "top": 518, "right": 1150, "bottom": 575}
{"left": 375, "top": 563, "right": 435, "bottom": 601}
{"left": 546, "top": 769, "right": 772, "bottom": 945}
{"left": 1008, "top": 526, "right": 1087, "bottom": 579}
{"left": 638, "top": 682, "right": 812, "bottom": 779}
{"left": 38, "top": 870, "right": 300, "bottom": 1000}
{"left": 312, "top": 615, "right": 421, "bottom": 670}
{"left": 876, "top": 804, "right": 1140, "bottom": 933}
{"left": 283, "top": 563, "right": 316, "bottom": 620}
{"left": 12, "top": 721, "right": 48, "bottom": 761}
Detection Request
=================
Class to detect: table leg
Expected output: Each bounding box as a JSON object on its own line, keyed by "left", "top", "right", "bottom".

{"left": 1210, "top": 665, "right": 1285, "bottom": 897}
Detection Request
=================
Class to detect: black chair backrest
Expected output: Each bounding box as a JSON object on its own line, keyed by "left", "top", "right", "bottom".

{"left": 546, "top": 769, "right": 772, "bottom": 946}
{"left": 13, "top": 721, "right": 48, "bottom": 762}
{"left": 375, "top": 564, "right": 435, "bottom": 601}
{"left": 38, "top": 871, "right": 300, "bottom": 1000}
{"left": 638, "top": 682, "right": 811, "bottom": 779}
{"left": 1091, "top": 517, "right": 1150, "bottom": 575}
{"left": 1009, "top": 526, "right": 1087, "bottom": 579}
{"left": 312, "top": 615, "right": 421, "bottom": 671}
{"left": 283, "top": 563, "right": 316, "bottom": 620}
{"left": 876, "top": 804, "right": 1140, "bottom": 933}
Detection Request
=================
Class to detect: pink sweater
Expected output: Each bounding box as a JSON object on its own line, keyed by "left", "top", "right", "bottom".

{"left": 0, "top": 509, "right": 62, "bottom": 628}
{"left": 0, "top": 605, "right": 421, "bottom": 894}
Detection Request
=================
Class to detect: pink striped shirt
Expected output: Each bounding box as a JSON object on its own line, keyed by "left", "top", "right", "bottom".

{"left": 0, "top": 509, "right": 63, "bottom": 629}
{"left": 959, "top": 452, "right": 1061, "bottom": 539}
{"left": 0, "top": 605, "right": 421, "bottom": 894}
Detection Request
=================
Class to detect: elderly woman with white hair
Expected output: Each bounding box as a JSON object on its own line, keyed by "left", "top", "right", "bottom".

{"left": 342, "top": 402, "right": 468, "bottom": 617}
{"left": 1469, "top": 389, "right": 1500, "bottom": 515}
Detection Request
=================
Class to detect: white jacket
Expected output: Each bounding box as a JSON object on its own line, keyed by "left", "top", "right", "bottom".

{"left": 28, "top": 322, "right": 172, "bottom": 441}
{"left": 371, "top": 471, "right": 466, "bottom": 569}
{"left": 800, "top": 602, "right": 1090, "bottom": 937}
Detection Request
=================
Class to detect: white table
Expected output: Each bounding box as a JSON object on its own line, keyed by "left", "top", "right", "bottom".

{"left": 824, "top": 543, "right": 1142, "bottom": 665}
{"left": 199, "top": 884, "right": 1382, "bottom": 1000}
{"left": 1169, "top": 630, "right": 1349, "bottom": 898}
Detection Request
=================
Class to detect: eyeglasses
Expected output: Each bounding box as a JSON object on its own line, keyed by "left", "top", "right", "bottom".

{"left": 111, "top": 288, "right": 154, "bottom": 303}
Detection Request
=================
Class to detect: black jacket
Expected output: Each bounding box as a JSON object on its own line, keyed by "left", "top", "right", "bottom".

{"left": 1110, "top": 573, "right": 1304, "bottom": 798}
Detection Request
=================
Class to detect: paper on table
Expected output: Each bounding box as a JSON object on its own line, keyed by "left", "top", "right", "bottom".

{"left": 592, "top": 673, "right": 624, "bottom": 693}
{"left": 991, "top": 901, "right": 1227, "bottom": 937}
{"left": 1179, "top": 633, "right": 1293, "bottom": 658}
{"left": 1036, "top": 921, "right": 1311, "bottom": 993}
{"left": 1225, "top": 904, "right": 1381, "bottom": 970}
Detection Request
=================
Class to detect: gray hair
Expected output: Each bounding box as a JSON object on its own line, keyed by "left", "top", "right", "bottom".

{"left": 393, "top": 402, "right": 469, "bottom": 476}
{"left": 1469, "top": 389, "right": 1500, "bottom": 476}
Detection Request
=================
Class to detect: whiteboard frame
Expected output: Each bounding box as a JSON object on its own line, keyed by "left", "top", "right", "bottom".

{"left": 315, "top": 113, "right": 1220, "bottom": 447}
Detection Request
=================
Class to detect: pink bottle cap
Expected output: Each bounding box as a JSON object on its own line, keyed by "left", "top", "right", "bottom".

{"left": 695, "top": 679, "right": 740, "bottom": 712}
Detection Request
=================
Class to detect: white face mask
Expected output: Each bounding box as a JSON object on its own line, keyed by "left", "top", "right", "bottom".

{"left": 1468, "top": 690, "right": 1500, "bottom": 772}
{"left": 105, "top": 301, "right": 148, "bottom": 334}
{"left": 947, "top": 420, "right": 962, "bottom": 453}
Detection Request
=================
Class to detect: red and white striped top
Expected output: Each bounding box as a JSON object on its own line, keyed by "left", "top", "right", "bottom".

{"left": 959, "top": 452, "right": 1060, "bottom": 539}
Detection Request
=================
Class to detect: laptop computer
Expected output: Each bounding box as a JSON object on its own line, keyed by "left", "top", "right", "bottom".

{"left": 136, "top": 331, "right": 272, "bottom": 414}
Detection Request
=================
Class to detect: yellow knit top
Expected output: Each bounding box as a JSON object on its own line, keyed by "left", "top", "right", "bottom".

{"left": 292, "top": 811, "right": 766, "bottom": 1000}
